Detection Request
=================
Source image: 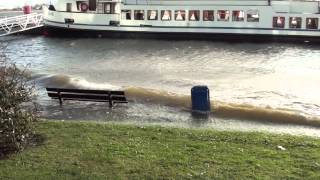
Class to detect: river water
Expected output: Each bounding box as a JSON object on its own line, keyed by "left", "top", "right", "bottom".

{"left": 1, "top": 21, "right": 320, "bottom": 136}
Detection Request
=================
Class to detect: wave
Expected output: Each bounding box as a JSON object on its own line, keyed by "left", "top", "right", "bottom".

{"left": 125, "top": 87, "right": 320, "bottom": 127}
{"left": 213, "top": 102, "right": 320, "bottom": 127}
{"left": 35, "top": 74, "right": 320, "bottom": 127}
{"left": 125, "top": 87, "right": 191, "bottom": 108}
{"left": 35, "top": 74, "right": 120, "bottom": 90}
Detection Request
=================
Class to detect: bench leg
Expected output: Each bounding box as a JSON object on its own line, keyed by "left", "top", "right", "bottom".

{"left": 58, "top": 91, "right": 62, "bottom": 105}
{"left": 58, "top": 97, "right": 62, "bottom": 106}
{"left": 108, "top": 93, "right": 113, "bottom": 108}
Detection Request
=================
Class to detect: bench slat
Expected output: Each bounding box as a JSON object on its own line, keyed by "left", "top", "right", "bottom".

{"left": 48, "top": 93, "right": 107, "bottom": 101}
{"left": 46, "top": 87, "right": 128, "bottom": 107}
{"left": 61, "top": 98, "right": 109, "bottom": 102}
{"left": 48, "top": 93, "right": 127, "bottom": 102}
{"left": 46, "top": 88, "right": 125, "bottom": 95}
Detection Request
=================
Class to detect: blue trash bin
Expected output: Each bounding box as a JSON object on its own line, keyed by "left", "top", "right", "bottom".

{"left": 191, "top": 86, "right": 210, "bottom": 114}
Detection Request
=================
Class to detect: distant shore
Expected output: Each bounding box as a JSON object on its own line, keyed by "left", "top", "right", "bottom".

{"left": 0, "top": 10, "right": 22, "bottom": 12}
{"left": 0, "top": 10, "right": 42, "bottom": 12}
{"left": 0, "top": 10, "right": 42, "bottom": 18}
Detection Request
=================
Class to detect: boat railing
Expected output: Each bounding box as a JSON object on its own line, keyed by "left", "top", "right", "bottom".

{"left": 0, "top": 13, "right": 43, "bottom": 37}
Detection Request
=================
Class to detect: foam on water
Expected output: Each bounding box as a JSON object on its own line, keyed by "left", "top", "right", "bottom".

{"left": 36, "top": 74, "right": 121, "bottom": 90}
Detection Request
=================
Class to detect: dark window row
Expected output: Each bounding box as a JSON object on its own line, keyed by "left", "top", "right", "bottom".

{"left": 121, "top": 9, "right": 260, "bottom": 22}
{"left": 273, "top": 16, "right": 319, "bottom": 29}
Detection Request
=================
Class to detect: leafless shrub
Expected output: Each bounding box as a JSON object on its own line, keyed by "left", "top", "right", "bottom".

{"left": 0, "top": 42, "right": 38, "bottom": 157}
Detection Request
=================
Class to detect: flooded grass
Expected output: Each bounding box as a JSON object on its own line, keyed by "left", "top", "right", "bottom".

{"left": 1, "top": 120, "right": 320, "bottom": 179}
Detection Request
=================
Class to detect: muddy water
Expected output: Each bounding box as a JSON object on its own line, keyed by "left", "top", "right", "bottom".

{"left": 2, "top": 35, "right": 320, "bottom": 137}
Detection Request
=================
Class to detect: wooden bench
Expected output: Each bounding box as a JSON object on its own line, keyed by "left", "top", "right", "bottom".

{"left": 46, "top": 88, "right": 128, "bottom": 107}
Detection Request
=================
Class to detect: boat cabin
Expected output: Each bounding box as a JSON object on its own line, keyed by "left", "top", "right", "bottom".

{"left": 43, "top": 0, "right": 320, "bottom": 39}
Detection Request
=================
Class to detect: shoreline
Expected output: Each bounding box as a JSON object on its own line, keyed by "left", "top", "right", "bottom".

{"left": 44, "top": 118, "right": 320, "bottom": 138}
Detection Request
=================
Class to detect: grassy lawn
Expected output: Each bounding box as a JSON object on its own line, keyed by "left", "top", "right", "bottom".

{"left": 1, "top": 121, "right": 320, "bottom": 179}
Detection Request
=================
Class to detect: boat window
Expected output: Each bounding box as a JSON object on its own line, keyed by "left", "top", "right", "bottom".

{"left": 48, "top": 5, "right": 56, "bottom": 11}
{"left": 76, "top": 1, "right": 85, "bottom": 11}
{"left": 121, "top": 10, "right": 131, "bottom": 20}
{"left": 175, "top": 10, "right": 185, "bottom": 21}
{"left": 88, "top": 0, "right": 96, "bottom": 11}
{"left": 66, "top": 3, "right": 72, "bottom": 12}
{"left": 273, "top": 16, "right": 285, "bottom": 28}
{"left": 306, "top": 18, "right": 318, "bottom": 29}
{"left": 104, "top": 3, "right": 115, "bottom": 14}
{"left": 189, "top": 10, "right": 200, "bottom": 21}
{"left": 232, "top": 10, "right": 244, "bottom": 22}
{"left": 289, "top": 17, "right": 301, "bottom": 28}
{"left": 203, "top": 10, "right": 214, "bottom": 21}
{"left": 217, "top": 10, "right": 229, "bottom": 21}
{"left": 134, "top": 10, "right": 145, "bottom": 20}
{"left": 161, "top": 10, "right": 172, "bottom": 21}
{"left": 148, "top": 10, "right": 158, "bottom": 20}
{"left": 247, "top": 10, "right": 259, "bottom": 22}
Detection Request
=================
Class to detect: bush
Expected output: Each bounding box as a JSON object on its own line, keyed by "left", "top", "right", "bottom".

{"left": 0, "top": 43, "right": 38, "bottom": 157}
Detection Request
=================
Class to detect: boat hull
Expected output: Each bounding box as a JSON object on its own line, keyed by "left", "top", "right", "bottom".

{"left": 44, "top": 24, "right": 320, "bottom": 43}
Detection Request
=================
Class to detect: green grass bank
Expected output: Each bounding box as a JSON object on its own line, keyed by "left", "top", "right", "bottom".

{"left": 1, "top": 121, "right": 320, "bottom": 179}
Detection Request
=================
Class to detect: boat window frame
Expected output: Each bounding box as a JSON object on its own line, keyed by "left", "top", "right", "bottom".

{"left": 104, "top": 3, "right": 115, "bottom": 14}
{"left": 66, "top": 3, "right": 72, "bottom": 12}
{"left": 121, "top": 9, "right": 131, "bottom": 20}
{"left": 232, "top": 10, "right": 245, "bottom": 22}
{"left": 134, "top": 10, "right": 145, "bottom": 20}
{"left": 76, "top": 1, "right": 86, "bottom": 11}
{"left": 217, "top": 10, "right": 230, "bottom": 22}
{"left": 148, "top": 10, "right": 158, "bottom": 20}
{"left": 161, "top": 10, "right": 172, "bottom": 21}
{"left": 306, "top": 18, "right": 319, "bottom": 29}
{"left": 189, "top": 10, "right": 200, "bottom": 21}
{"left": 289, "top": 17, "right": 302, "bottom": 29}
{"left": 88, "top": 0, "right": 97, "bottom": 11}
{"left": 247, "top": 10, "right": 259, "bottom": 22}
{"left": 203, "top": 10, "right": 214, "bottom": 21}
{"left": 175, "top": 10, "right": 186, "bottom": 21}
{"left": 273, "top": 16, "right": 285, "bottom": 28}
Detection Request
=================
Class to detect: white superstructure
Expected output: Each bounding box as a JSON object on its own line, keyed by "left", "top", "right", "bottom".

{"left": 43, "top": 0, "right": 320, "bottom": 38}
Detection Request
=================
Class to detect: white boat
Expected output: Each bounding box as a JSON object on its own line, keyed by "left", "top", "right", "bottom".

{"left": 43, "top": 0, "right": 320, "bottom": 41}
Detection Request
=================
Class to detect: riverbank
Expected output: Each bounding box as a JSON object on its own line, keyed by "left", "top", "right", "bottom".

{"left": 1, "top": 120, "right": 320, "bottom": 179}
